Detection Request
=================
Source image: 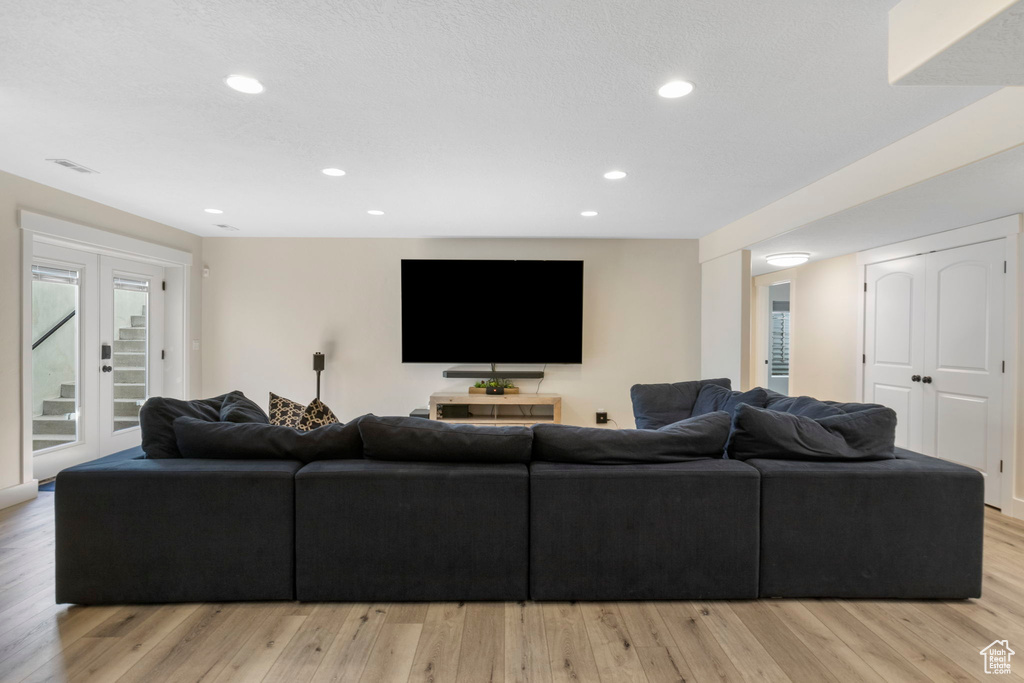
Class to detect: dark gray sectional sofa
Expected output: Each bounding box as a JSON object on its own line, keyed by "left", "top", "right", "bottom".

{"left": 54, "top": 381, "right": 984, "bottom": 605}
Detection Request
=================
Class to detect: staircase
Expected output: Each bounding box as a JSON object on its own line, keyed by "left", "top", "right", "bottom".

{"left": 112, "top": 314, "right": 149, "bottom": 430}
{"left": 32, "top": 314, "right": 148, "bottom": 452}
{"left": 32, "top": 381, "right": 78, "bottom": 452}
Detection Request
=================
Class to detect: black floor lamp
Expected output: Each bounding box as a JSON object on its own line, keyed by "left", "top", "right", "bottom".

{"left": 313, "top": 352, "right": 325, "bottom": 401}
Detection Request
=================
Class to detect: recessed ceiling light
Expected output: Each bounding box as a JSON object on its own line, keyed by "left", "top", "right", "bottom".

{"left": 322, "top": 168, "right": 346, "bottom": 177}
{"left": 765, "top": 252, "right": 810, "bottom": 267}
{"left": 204, "top": 208, "right": 223, "bottom": 214}
{"left": 581, "top": 211, "right": 598, "bottom": 217}
{"left": 367, "top": 210, "right": 384, "bottom": 216}
{"left": 224, "top": 75, "right": 264, "bottom": 94}
{"left": 603, "top": 171, "right": 627, "bottom": 180}
{"left": 658, "top": 80, "right": 695, "bottom": 98}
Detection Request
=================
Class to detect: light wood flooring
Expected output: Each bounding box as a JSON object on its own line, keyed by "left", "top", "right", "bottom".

{"left": 2, "top": 492, "right": 1024, "bottom": 682}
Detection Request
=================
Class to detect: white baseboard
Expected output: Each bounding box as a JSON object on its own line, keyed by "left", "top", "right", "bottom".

{"left": 1010, "top": 496, "right": 1024, "bottom": 522}
{"left": 0, "top": 481, "right": 39, "bottom": 511}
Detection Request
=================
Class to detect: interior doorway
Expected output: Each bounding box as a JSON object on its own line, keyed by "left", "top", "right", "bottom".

{"left": 766, "top": 282, "right": 791, "bottom": 395}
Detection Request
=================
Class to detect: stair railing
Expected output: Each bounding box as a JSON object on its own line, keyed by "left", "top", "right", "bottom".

{"left": 32, "top": 310, "right": 76, "bottom": 350}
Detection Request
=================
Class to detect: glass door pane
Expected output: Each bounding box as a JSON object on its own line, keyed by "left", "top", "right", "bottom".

{"left": 111, "top": 277, "right": 149, "bottom": 432}
{"left": 31, "top": 264, "right": 80, "bottom": 452}
{"left": 99, "top": 255, "right": 164, "bottom": 455}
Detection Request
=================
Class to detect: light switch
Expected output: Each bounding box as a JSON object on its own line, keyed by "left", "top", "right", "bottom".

{"left": 192, "top": 339, "right": 200, "bottom": 351}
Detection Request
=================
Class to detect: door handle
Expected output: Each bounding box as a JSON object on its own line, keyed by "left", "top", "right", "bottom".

{"left": 911, "top": 375, "right": 921, "bottom": 382}
{"left": 102, "top": 365, "right": 113, "bottom": 373}
{"left": 922, "top": 376, "right": 933, "bottom": 384}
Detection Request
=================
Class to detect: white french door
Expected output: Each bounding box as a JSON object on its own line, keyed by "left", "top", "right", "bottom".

{"left": 32, "top": 245, "right": 165, "bottom": 479}
{"left": 31, "top": 244, "right": 98, "bottom": 477}
{"left": 864, "top": 239, "right": 1005, "bottom": 505}
{"left": 99, "top": 257, "right": 164, "bottom": 454}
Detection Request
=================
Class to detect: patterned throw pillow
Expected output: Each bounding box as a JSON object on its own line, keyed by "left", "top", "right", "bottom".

{"left": 297, "top": 398, "right": 339, "bottom": 432}
{"left": 269, "top": 392, "right": 306, "bottom": 428}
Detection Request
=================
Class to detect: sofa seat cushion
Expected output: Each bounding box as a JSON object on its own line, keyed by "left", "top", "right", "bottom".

{"left": 532, "top": 411, "right": 731, "bottom": 464}
{"left": 748, "top": 449, "right": 983, "bottom": 598}
{"left": 530, "top": 459, "right": 760, "bottom": 600}
{"left": 359, "top": 415, "right": 532, "bottom": 463}
{"left": 629, "top": 378, "right": 731, "bottom": 429}
{"left": 727, "top": 403, "right": 897, "bottom": 461}
{"left": 692, "top": 383, "right": 768, "bottom": 417}
{"left": 55, "top": 458, "right": 300, "bottom": 604}
{"left": 172, "top": 416, "right": 365, "bottom": 461}
{"left": 295, "top": 460, "right": 528, "bottom": 601}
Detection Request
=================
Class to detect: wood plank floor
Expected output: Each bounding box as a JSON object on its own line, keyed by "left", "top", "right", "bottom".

{"left": 2, "top": 494, "right": 1024, "bottom": 683}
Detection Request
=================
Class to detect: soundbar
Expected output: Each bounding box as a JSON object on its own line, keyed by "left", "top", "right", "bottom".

{"left": 442, "top": 368, "right": 545, "bottom": 379}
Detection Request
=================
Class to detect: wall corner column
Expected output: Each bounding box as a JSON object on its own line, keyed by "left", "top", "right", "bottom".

{"left": 701, "top": 250, "right": 751, "bottom": 388}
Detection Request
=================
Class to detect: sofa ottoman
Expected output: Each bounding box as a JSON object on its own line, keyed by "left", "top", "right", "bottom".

{"left": 530, "top": 458, "right": 761, "bottom": 600}
{"left": 56, "top": 455, "right": 300, "bottom": 604}
{"left": 749, "top": 448, "right": 984, "bottom": 599}
{"left": 295, "top": 460, "right": 529, "bottom": 601}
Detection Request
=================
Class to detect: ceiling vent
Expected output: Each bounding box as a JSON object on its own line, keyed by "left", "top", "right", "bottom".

{"left": 46, "top": 159, "right": 99, "bottom": 174}
{"left": 214, "top": 224, "right": 239, "bottom": 231}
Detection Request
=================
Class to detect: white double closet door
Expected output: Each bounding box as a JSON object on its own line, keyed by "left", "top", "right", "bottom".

{"left": 864, "top": 239, "right": 1005, "bottom": 505}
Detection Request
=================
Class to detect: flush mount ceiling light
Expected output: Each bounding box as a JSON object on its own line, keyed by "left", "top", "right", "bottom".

{"left": 658, "top": 80, "right": 695, "bottom": 98}
{"left": 765, "top": 252, "right": 810, "bottom": 267}
{"left": 367, "top": 210, "right": 384, "bottom": 215}
{"left": 580, "top": 211, "right": 598, "bottom": 217}
{"left": 603, "top": 170, "right": 627, "bottom": 180}
{"left": 224, "top": 75, "right": 264, "bottom": 94}
{"left": 204, "top": 208, "right": 223, "bottom": 214}
{"left": 321, "top": 168, "right": 346, "bottom": 177}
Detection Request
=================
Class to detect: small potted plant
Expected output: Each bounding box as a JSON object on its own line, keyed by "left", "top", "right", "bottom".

{"left": 469, "top": 379, "right": 519, "bottom": 395}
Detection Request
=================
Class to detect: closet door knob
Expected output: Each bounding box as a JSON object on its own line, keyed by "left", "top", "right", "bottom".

{"left": 911, "top": 375, "right": 921, "bottom": 382}
{"left": 922, "top": 376, "right": 933, "bottom": 384}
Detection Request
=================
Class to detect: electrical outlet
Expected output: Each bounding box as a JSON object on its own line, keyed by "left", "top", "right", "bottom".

{"left": 596, "top": 410, "right": 608, "bottom": 424}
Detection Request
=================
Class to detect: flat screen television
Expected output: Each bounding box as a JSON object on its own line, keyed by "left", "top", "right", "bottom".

{"left": 401, "top": 259, "right": 584, "bottom": 363}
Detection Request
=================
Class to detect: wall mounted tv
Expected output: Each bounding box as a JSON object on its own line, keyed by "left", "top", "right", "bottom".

{"left": 401, "top": 259, "right": 584, "bottom": 364}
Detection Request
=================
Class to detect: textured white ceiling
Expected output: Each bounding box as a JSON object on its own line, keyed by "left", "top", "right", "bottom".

{"left": 893, "top": 2, "right": 1024, "bottom": 85}
{"left": 0, "top": 0, "right": 996, "bottom": 238}
{"left": 749, "top": 144, "right": 1024, "bottom": 275}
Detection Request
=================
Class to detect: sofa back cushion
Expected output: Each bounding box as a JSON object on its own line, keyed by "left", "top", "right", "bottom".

{"left": 630, "top": 378, "right": 731, "bottom": 429}
{"left": 358, "top": 415, "right": 533, "bottom": 463}
{"left": 173, "top": 416, "right": 366, "bottom": 462}
{"left": 762, "top": 393, "right": 844, "bottom": 419}
{"left": 532, "top": 411, "right": 732, "bottom": 465}
{"left": 219, "top": 392, "right": 270, "bottom": 423}
{"left": 140, "top": 391, "right": 241, "bottom": 459}
{"left": 764, "top": 388, "right": 887, "bottom": 417}
{"left": 692, "top": 383, "right": 768, "bottom": 417}
{"left": 727, "top": 403, "right": 897, "bottom": 462}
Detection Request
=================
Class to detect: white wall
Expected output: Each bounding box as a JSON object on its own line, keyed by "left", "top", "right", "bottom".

{"left": 201, "top": 238, "right": 701, "bottom": 428}
{"left": 0, "top": 169, "right": 203, "bottom": 503}
{"left": 700, "top": 250, "right": 750, "bottom": 387}
{"left": 750, "top": 254, "right": 861, "bottom": 401}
